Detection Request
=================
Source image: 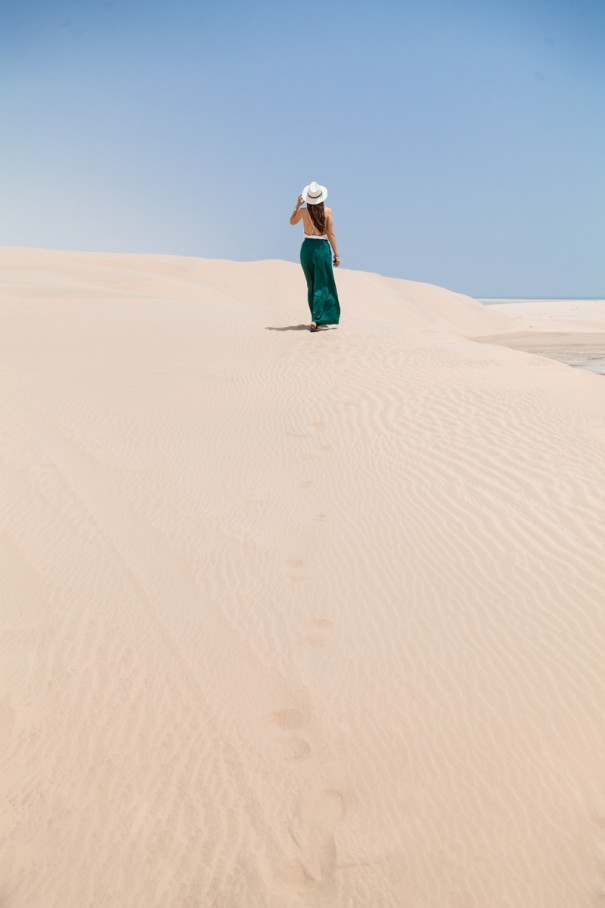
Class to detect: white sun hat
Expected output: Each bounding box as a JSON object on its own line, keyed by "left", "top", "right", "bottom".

{"left": 302, "top": 181, "right": 328, "bottom": 205}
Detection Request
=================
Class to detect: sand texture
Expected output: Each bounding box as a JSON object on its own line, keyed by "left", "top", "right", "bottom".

{"left": 1, "top": 248, "right": 605, "bottom": 907}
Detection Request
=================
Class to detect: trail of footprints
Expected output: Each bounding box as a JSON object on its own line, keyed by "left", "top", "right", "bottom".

{"left": 300, "top": 617, "right": 333, "bottom": 649}
{"left": 265, "top": 700, "right": 345, "bottom": 897}
{"left": 297, "top": 419, "right": 333, "bottom": 463}
{"left": 262, "top": 418, "right": 344, "bottom": 896}
{"left": 269, "top": 706, "right": 313, "bottom": 764}
{"left": 265, "top": 618, "right": 334, "bottom": 766}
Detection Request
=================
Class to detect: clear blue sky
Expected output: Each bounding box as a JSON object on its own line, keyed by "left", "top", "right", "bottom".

{"left": 1, "top": 0, "right": 603, "bottom": 297}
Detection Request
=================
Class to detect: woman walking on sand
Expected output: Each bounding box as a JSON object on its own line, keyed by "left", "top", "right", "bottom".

{"left": 289, "top": 182, "right": 340, "bottom": 332}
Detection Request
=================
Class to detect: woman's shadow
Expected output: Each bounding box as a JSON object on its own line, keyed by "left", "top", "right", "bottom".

{"left": 265, "top": 325, "right": 338, "bottom": 331}
{"left": 265, "top": 324, "right": 310, "bottom": 331}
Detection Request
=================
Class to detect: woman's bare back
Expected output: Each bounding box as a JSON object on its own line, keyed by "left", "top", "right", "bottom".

{"left": 290, "top": 194, "right": 339, "bottom": 264}
{"left": 302, "top": 206, "right": 332, "bottom": 236}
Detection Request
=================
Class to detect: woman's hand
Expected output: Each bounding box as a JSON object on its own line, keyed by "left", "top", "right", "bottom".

{"left": 290, "top": 196, "right": 303, "bottom": 224}
{"left": 333, "top": 254, "right": 340, "bottom": 267}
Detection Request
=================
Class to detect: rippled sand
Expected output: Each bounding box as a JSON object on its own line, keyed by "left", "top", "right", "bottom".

{"left": 2, "top": 249, "right": 605, "bottom": 907}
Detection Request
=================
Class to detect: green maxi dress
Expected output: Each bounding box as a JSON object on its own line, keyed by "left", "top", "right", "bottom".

{"left": 300, "top": 238, "right": 340, "bottom": 326}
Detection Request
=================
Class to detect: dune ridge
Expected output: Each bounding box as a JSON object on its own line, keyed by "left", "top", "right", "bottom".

{"left": 1, "top": 248, "right": 605, "bottom": 907}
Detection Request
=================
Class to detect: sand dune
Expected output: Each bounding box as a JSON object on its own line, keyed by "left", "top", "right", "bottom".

{"left": 1, "top": 248, "right": 605, "bottom": 907}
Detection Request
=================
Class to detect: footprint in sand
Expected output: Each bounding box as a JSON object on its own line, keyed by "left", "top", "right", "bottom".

{"left": 281, "top": 737, "right": 312, "bottom": 763}
{"left": 300, "top": 617, "right": 333, "bottom": 649}
{"left": 286, "top": 558, "right": 305, "bottom": 569}
{"left": 273, "top": 788, "right": 346, "bottom": 897}
{"left": 285, "top": 557, "right": 306, "bottom": 583}
{"left": 269, "top": 708, "right": 311, "bottom": 731}
{"left": 266, "top": 707, "right": 313, "bottom": 765}
{"left": 309, "top": 618, "right": 333, "bottom": 629}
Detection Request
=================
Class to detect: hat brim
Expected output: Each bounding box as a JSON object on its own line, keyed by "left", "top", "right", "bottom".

{"left": 301, "top": 184, "right": 328, "bottom": 205}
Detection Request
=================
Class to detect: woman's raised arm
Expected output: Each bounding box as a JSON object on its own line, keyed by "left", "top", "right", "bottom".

{"left": 290, "top": 195, "right": 303, "bottom": 224}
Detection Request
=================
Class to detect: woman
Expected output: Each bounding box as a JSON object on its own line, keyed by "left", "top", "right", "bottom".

{"left": 289, "top": 181, "right": 340, "bottom": 332}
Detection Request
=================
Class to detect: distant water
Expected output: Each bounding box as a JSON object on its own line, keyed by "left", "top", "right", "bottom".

{"left": 541, "top": 350, "right": 605, "bottom": 375}
{"left": 478, "top": 299, "right": 605, "bottom": 376}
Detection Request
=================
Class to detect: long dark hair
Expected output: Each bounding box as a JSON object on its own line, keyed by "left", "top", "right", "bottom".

{"left": 307, "top": 202, "right": 326, "bottom": 234}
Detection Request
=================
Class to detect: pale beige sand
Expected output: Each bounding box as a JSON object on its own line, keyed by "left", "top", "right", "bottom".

{"left": 1, "top": 248, "right": 605, "bottom": 907}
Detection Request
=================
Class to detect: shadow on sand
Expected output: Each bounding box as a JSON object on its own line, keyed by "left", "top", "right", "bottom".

{"left": 265, "top": 324, "right": 310, "bottom": 331}
{"left": 265, "top": 325, "right": 339, "bottom": 332}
